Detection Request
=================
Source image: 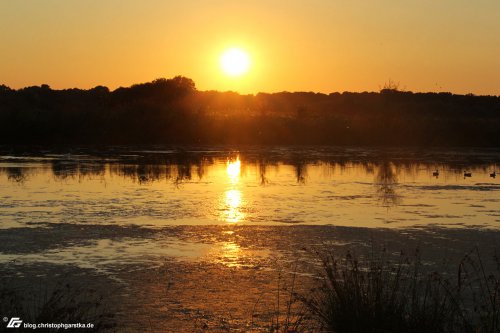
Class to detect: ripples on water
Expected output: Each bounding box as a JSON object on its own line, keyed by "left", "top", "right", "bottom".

{"left": 0, "top": 146, "right": 499, "bottom": 229}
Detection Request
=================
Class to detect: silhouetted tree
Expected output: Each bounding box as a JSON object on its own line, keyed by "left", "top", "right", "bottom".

{"left": 0, "top": 77, "right": 499, "bottom": 146}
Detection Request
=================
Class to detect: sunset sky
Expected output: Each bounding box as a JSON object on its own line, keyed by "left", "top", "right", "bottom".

{"left": 1, "top": 0, "right": 499, "bottom": 95}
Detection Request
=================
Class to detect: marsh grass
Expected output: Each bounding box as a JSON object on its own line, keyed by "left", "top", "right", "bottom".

{"left": 303, "top": 247, "right": 500, "bottom": 333}
{"left": 0, "top": 280, "right": 115, "bottom": 332}
{"left": 453, "top": 248, "right": 500, "bottom": 332}
{"left": 250, "top": 262, "right": 315, "bottom": 332}
{"left": 269, "top": 267, "right": 310, "bottom": 333}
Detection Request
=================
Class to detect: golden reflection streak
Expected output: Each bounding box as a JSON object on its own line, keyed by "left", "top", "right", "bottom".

{"left": 224, "top": 189, "right": 244, "bottom": 222}
{"left": 219, "top": 241, "right": 241, "bottom": 267}
{"left": 226, "top": 157, "right": 241, "bottom": 183}
{"left": 207, "top": 240, "right": 243, "bottom": 268}
{"left": 221, "top": 157, "right": 245, "bottom": 223}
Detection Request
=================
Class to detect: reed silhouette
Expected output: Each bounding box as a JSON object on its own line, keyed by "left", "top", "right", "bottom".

{"left": 304, "top": 247, "right": 500, "bottom": 333}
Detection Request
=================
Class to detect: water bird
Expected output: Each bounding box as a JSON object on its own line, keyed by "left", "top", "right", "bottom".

{"left": 491, "top": 171, "right": 496, "bottom": 178}
{"left": 463, "top": 171, "right": 472, "bottom": 178}
{"left": 432, "top": 169, "right": 439, "bottom": 177}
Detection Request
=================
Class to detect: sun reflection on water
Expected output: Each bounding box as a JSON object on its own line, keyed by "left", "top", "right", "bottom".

{"left": 226, "top": 157, "right": 241, "bottom": 183}
{"left": 220, "top": 157, "right": 245, "bottom": 223}
{"left": 224, "top": 189, "right": 244, "bottom": 222}
{"left": 217, "top": 241, "right": 241, "bottom": 267}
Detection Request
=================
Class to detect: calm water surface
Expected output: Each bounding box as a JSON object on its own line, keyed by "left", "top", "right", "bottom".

{"left": 1, "top": 146, "right": 499, "bottom": 229}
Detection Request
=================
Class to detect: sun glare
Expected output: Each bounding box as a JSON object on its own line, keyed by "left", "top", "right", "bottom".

{"left": 226, "top": 157, "right": 241, "bottom": 182}
{"left": 220, "top": 48, "right": 250, "bottom": 76}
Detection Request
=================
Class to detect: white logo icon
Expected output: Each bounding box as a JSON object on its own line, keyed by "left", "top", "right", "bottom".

{"left": 6, "top": 317, "right": 22, "bottom": 328}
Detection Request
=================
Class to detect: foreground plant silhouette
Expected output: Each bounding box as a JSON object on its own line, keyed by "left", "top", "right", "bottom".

{"left": 302, "top": 248, "right": 500, "bottom": 333}
{"left": 0, "top": 281, "right": 115, "bottom": 332}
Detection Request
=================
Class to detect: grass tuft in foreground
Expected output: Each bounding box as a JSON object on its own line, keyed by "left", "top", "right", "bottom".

{"left": 302, "top": 247, "right": 500, "bottom": 333}
{"left": 0, "top": 281, "right": 115, "bottom": 332}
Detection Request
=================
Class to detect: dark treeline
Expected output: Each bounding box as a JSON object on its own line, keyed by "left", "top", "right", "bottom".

{"left": 1, "top": 76, "right": 499, "bottom": 146}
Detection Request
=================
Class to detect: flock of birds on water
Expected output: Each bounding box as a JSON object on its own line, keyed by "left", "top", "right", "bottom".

{"left": 432, "top": 170, "right": 496, "bottom": 178}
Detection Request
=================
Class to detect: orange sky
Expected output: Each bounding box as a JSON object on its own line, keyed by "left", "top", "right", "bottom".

{"left": 1, "top": 0, "right": 499, "bottom": 95}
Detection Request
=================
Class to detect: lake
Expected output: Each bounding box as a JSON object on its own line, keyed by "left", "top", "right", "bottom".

{"left": 1, "top": 146, "right": 500, "bottom": 331}
{"left": 1, "top": 146, "right": 499, "bottom": 228}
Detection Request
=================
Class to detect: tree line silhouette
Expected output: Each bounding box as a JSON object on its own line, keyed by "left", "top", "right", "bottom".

{"left": 1, "top": 76, "right": 499, "bottom": 146}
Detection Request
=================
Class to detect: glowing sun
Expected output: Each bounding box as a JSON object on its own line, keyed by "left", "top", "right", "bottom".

{"left": 220, "top": 48, "right": 250, "bottom": 76}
